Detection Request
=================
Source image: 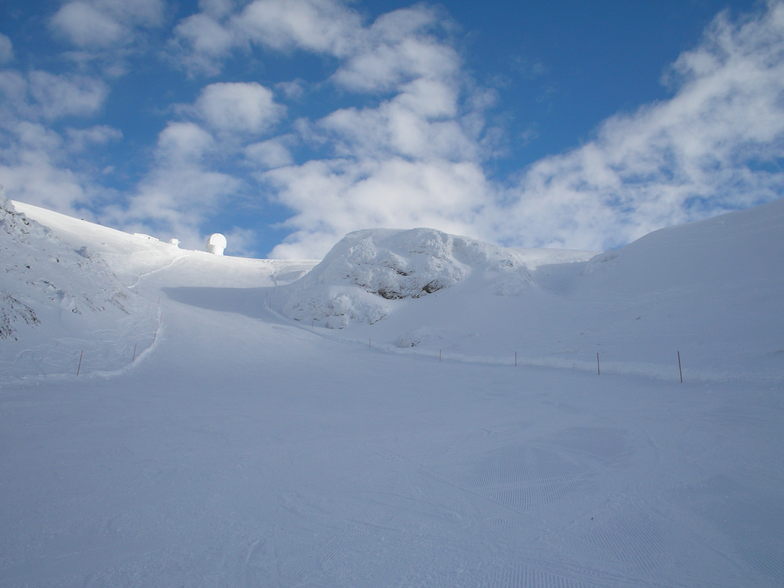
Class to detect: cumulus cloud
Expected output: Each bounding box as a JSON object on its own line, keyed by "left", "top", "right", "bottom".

{"left": 319, "top": 84, "right": 475, "bottom": 163}
{"left": 106, "top": 82, "right": 287, "bottom": 245}
{"left": 0, "top": 68, "right": 111, "bottom": 215}
{"left": 170, "top": 0, "right": 362, "bottom": 76}
{"left": 16, "top": 0, "right": 780, "bottom": 260}
{"left": 103, "top": 120, "right": 241, "bottom": 246}
{"left": 244, "top": 138, "right": 293, "bottom": 168}
{"left": 232, "top": 4, "right": 495, "bottom": 257}
{"left": 28, "top": 72, "right": 109, "bottom": 120}
{"left": 0, "top": 151, "right": 89, "bottom": 213}
{"left": 0, "top": 118, "right": 103, "bottom": 215}
{"left": 170, "top": 13, "right": 237, "bottom": 76}
{"left": 238, "top": 1, "right": 784, "bottom": 258}
{"left": 266, "top": 157, "right": 491, "bottom": 258}
{"left": 236, "top": 0, "right": 362, "bottom": 55}
{"left": 493, "top": 1, "right": 784, "bottom": 250}
{"left": 50, "top": 0, "right": 165, "bottom": 48}
{"left": 51, "top": 2, "right": 124, "bottom": 48}
{"left": 156, "top": 122, "right": 215, "bottom": 163}
{"left": 0, "top": 70, "right": 109, "bottom": 121}
{"left": 160, "top": 1, "right": 482, "bottom": 254}
{"left": 331, "top": 5, "right": 460, "bottom": 93}
{"left": 194, "top": 82, "right": 285, "bottom": 134}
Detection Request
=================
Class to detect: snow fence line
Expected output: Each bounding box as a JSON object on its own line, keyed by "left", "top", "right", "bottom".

{"left": 0, "top": 306, "right": 163, "bottom": 387}
{"left": 365, "top": 341, "right": 692, "bottom": 384}
{"left": 261, "top": 300, "right": 774, "bottom": 385}
{"left": 284, "top": 318, "right": 780, "bottom": 385}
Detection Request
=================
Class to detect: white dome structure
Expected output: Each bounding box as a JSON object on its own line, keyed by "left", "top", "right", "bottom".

{"left": 206, "top": 233, "right": 227, "bottom": 256}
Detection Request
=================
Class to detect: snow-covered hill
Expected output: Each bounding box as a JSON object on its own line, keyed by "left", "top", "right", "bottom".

{"left": 1, "top": 198, "right": 783, "bottom": 587}
{"left": 5, "top": 198, "right": 783, "bottom": 383}
{"left": 0, "top": 200, "right": 159, "bottom": 380}
{"left": 275, "top": 227, "right": 594, "bottom": 328}
{"left": 2, "top": 200, "right": 316, "bottom": 382}
{"left": 272, "top": 199, "right": 784, "bottom": 383}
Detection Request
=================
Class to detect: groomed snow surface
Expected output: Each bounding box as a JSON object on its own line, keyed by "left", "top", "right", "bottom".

{"left": 1, "top": 199, "right": 783, "bottom": 586}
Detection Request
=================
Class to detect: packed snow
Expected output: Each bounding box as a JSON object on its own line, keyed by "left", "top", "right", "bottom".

{"left": 1, "top": 199, "right": 783, "bottom": 587}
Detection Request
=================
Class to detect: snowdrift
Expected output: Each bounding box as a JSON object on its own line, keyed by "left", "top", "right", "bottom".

{"left": 0, "top": 200, "right": 158, "bottom": 381}
{"left": 273, "top": 228, "right": 577, "bottom": 328}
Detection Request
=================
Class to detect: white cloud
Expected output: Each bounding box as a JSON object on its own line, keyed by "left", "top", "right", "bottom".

{"left": 316, "top": 75, "right": 474, "bottom": 164}
{"left": 244, "top": 1, "right": 784, "bottom": 258}
{"left": 0, "top": 120, "right": 96, "bottom": 214}
{"left": 28, "top": 71, "right": 109, "bottom": 120}
{"left": 171, "top": 14, "right": 236, "bottom": 76}
{"left": 319, "top": 101, "right": 476, "bottom": 162}
{"left": 156, "top": 122, "right": 215, "bottom": 163}
{"left": 51, "top": 2, "right": 124, "bottom": 48}
{"left": 244, "top": 138, "right": 293, "bottom": 168}
{"left": 63, "top": 0, "right": 782, "bottom": 259}
{"left": 97, "top": 78, "right": 286, "bottom": 246}
{"left": 199, "top": 0, "right": 238, "bottom": 18}
{"left": 103, "top": 120, "right": 240, "bottom": 247}
{"left": 0, "top": 34, "right": 14, "bottom": 64}
{"left": 116, "top": 164, "right": 240, "bottom": 238}
{"left": 169, "top": 0, "right": 363, "bottom": 76}
{"left": 216, "top": 3, "right": 492, "bottom": 257}
{"left": 66, "top": 125, "right": 123, "bottom": 152}
{"left": 194, "top": 82, "right": 285, "bottom": 134}
{"left": 0, "top": 152, "right": 89, "bottom": 213}
{"left": 235, "top": 0, "right": 361, "bottom": 56}
{"left": 50, "top": 0, "right": 165, "bottom": 50}
{"left": 0, "top": 70, "right": 109, "bottom": 121}
{"left": 493, "top": 1, "right": 784, "bottom": 251}
{"left": 332, "top": 6, "right": 459, "bottom": 93}
{"left": 0, "top": 69, "right": 110, "bottom": 214}
{"left": 265, "top": 157, "right": 491, "bottom": 258}
{"left": 170, "top": 1, "right": 459, "bottom": 94}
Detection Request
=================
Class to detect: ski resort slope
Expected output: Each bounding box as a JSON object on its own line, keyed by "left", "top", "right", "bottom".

{"left": 274, "top": 200, "right": 784, "bottom": 384}
{"left": 1, "top": 201, "right": 783, "bottom": 586}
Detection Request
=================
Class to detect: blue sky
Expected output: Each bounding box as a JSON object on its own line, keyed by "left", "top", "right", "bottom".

{"left": 1, "top": 0, "right": 782, "bottom": 257}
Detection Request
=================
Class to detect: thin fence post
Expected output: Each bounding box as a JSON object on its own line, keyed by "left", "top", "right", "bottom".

{"left": 596, "top": 352, "right": 601, "bottom": 375}
{"left": 368, "top": 337, "right": 371, "bottom": 348}
{"left": 76, "top": 350, "right": 84, "bottom": 376}
{"left": 132, "top": 343, "right": 137, "bottom": 362}
{"left": 439, "top": 349, "right": 442, "bottom": 362}
{"left": 514, "top": 351, "right": 518, "bottom": 367}
{"left": 677, "top": 350, "right": 683, "bottom": 383}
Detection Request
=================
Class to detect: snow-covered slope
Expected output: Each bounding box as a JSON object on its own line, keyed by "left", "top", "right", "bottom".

{"left": 0, "top": 200, "right": 159, "bottom": 380}
{"left": 280, "top": 200, "right": 784, "bottom": 383}
{"left": 1, "top": 198, "right": 783, "bottom": 587}
{"left": 275, "top": 228, "right": 593, "bottom": 328}
{"left": 2, "top": 200, "right": 316, "bottom": 382}
{"left": 4, "top": 198, "right": 783, "bottom": 383}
